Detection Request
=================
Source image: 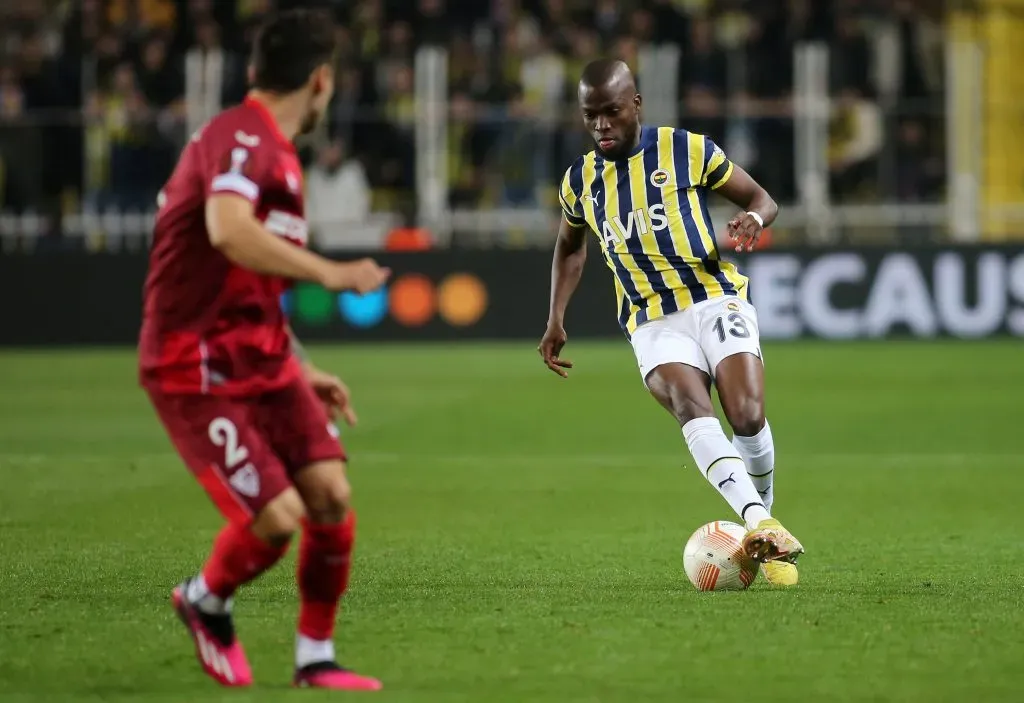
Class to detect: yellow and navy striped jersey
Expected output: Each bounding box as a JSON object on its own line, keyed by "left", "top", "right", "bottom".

{"left": 559, "top": 126, "right": 749, "bottom": 338}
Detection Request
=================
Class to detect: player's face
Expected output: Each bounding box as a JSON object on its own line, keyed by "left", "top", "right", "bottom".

{"left": 300, "top": 64, "right": 336, "bottom": 135}
{"left": 579, "top": 84, "right": 641, "bottom": 161}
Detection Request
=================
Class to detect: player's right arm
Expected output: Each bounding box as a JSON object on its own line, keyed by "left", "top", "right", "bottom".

{"left": 539, "top": 163, "right": 588, "bottom": 378}
{"left": 206, "top": 195, "right": 388, "bottom": 292}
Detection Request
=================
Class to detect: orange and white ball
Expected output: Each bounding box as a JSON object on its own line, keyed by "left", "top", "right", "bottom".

{"left": 683, "top": 521, "right": 760, "bottom": 591}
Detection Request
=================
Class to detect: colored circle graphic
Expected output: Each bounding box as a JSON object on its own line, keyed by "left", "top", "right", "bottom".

{"left": 438, "top": 273, "right": 487, "bottom": 326}
{"left": 389, "top": 274, "right": 437, "bottom": 327}
{"left": 338, "top": 287, "right": 388, "bottom": 329}
{"left": 294, "top": 283, "right": 334, "bottom": 325}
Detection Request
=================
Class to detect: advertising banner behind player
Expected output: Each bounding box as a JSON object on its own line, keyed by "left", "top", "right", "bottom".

{"left": 2, "top": 244, "right": 1024, "bottom": 344}
{"left": 739, "top": 248, "right": 1024, "bottom": 340}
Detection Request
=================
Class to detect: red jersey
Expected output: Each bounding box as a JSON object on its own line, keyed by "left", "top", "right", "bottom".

{"left": 139, "top": 97, "right": 309, "bottom": 396}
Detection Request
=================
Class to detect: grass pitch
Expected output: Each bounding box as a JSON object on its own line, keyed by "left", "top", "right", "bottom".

{"left": 0, "top": 340, "right": 1022, "bottom": 702}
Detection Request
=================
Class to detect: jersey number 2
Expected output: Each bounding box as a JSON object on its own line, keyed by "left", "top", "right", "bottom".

{"left": 208, "top": 417, "right": 250, "bottom": 469}
{"left": 713, "top": 313, "right": 750, "bottom": 342}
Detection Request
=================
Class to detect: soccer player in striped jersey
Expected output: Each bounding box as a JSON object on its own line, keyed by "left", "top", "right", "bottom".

{"left": 538, "top": 59, "right": 803, "bottom": 586}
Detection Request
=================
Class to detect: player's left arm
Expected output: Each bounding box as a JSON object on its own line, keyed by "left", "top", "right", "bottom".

{"left": 288, "top": 326, "right": 358, "bottom": 426}
{"left": 704, "top": 140, "right": 778, "bottom": 253}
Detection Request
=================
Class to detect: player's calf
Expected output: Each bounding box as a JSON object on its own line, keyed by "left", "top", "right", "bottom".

{"left": 715, "top": 353, "right": 775, "bottom": 512}
{"left": 174, "top": 489, "right": 304, "bottom": 687}
{"left": 288, "top": 460, "right": 380, "bottom": 688}
{"left": 716, "top": 352, "right": 766, "bottom": 439}
{"left": 646, "top": 364, "right": 771, "bottom": 530}
{"left": 731, "top": 420, "right": 775, "bottom": 512}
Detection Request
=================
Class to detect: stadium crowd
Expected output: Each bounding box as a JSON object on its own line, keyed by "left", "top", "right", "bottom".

{"left": 0, "top": 0, "right": 944, "bottom": 240}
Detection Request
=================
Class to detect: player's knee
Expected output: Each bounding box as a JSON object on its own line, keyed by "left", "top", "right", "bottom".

{"left": 669, "top": 396, "right": 716, "bottom": 428}
{"left": 252, "top": 488, "right": 306, "bottom": 544}
{"left": 303, "top": 471, "right": 352, "bottom": 524}
{"left": 726, "top": 397, "right": 765, "bottom": 438}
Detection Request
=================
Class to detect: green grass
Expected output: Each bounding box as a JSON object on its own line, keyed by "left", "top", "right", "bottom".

{"left": 0, "top": 340, "right": 1022, "bottom": 702}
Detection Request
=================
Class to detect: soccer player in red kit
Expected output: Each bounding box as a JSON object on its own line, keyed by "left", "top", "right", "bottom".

{"left": 138, "top": 10, "right": 388, "bottom": 691}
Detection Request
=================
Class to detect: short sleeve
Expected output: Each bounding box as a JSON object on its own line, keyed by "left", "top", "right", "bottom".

{"left": 702, "top": 137, "right": 734, "bottom": 190}
{"left": 558, "top": 162, "right": 586, "bottom": 227}
{"left": 203, "top": 131, "right": 274, "bottom": 203}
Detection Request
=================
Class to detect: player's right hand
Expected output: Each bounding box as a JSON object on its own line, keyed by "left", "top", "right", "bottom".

{"left": 538, "top": 323, "right": 573, "bottom": 378}
{"left": 320, "top": 258, "right": 391, "bottom": 293}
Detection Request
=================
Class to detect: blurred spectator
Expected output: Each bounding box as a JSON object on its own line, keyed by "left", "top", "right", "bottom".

{"left": 375, "top": 21, "right": 414, "bottom": 100}
{"left": 329, "top": 66, "right": 367, "bottom": 147}
{"left": 415, "top": 0, "right": 451, "bottom": 47}
{"left": 520, "top": 33, "right": 564, "bottom": 188}
{"left": 494, "top": 84, "right": 537, "bottom": 206}
{"left": 681, "top": 15, "right": 726, "bottom": 96}
{"left": 106, "top": 0, "right": 177, "bottom": 41}
{"left": 447, "top": 90, "right": 486, "bottom": 207}
{"left": 629, "top": 8, "right": 656, "bottom": 46}
{"left": 0, "top": 0, "right": 952, "bottom": 246}
{"left": 94, "top": 31, "right": 127, "bottom": 88}
{"left": 0, "top": 70, "right": 44, "bottom": 213}
{"left": 828, "top": 87, "right": 883, "bottom": 201}
{"left": 680, "top": 15, "right": 726, "bottom": 143}
{"left": 184, "top": 19, "right": 243, "bottom": 137}
{"left": 378, "top": 63, "right": 416, "bottom": 207}
{"left": 895, "top": 119, "right": 942, "bottom": 203}
{"left": 306, "top": 138, "right": 372, "bottom": 238}
{"left": 137, "top": 34, "right": 183, "bottom": 109}
{"left": 352, "top": 0, "right": 385, "bottom": 60}
{"left": 384, "top": 64, "right": 416, "bottom": 137}
{"left": 591, "top": 0, "right": 623, "bottom": 44}
{"left": 91, "top": 62, "right": 162, "bottom": 211}
{"left": 830, "top": 12, "right": 872, "bottom": 94}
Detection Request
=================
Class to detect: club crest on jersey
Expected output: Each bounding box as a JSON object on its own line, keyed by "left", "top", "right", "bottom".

{"left": 650, "top": 169, "right": 671, "bottom": 188}
{"left": 228, "top": 463, "right": 260, "bottom": 498}
{"left": 727, "top": 301, "right": 740, "bottom": 312}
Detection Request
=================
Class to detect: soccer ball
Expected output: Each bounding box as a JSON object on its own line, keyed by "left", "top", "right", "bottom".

{"left": 682, "top": 520, "right": 760, "bottom": 591}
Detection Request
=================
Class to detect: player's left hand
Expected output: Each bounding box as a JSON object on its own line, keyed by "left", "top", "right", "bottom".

{"left": 306, "top": 366, "right": 358, "bottom": 426}
{"left": 726, "top": 212, "right": 763, "bottom": 252}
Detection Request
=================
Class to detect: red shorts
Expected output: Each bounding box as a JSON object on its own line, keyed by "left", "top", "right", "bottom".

{"left": 147, "top": 378, "right": 346, "bottom": 525}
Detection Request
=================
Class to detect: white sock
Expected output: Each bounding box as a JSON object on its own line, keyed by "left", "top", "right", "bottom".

{"left": 732, "top": 421, "right": 775, "bottom": 512}
{"left": 682, "top": 417, "right": 771, "bottom": 529}
{"left": 296, "top": 634, "right": 336, "bottom": 669}
{"left": 186, "top": 574, "right": 232, "bottom": 615}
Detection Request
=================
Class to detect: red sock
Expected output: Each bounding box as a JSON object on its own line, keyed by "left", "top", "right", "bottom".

{"left": 297, "top": 511, "right": 356, "bottom": 640}
{"left": 202, "top": 522, "right": 290, "bottom": 599}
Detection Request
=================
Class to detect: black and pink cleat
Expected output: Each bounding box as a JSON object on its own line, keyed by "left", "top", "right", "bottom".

{"left": 293, "top": 661, "right": 383, "bottom": 691}
{"left": 171, "top": 581, "right": 254, "bottom": 687}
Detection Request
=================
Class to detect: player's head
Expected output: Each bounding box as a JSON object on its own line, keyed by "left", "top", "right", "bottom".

{"left": 578, "top": 59, "right": 641, "bottom": 161}
{"left": 249, "top": 9, "right": 337, "bottom": 135}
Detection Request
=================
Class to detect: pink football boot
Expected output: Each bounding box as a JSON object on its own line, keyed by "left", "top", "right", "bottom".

{"left": 293, "top": 662, "right": 383, "bottom": 691}
{"left": 171, "top": 581, "right": 253, "bottom": 687}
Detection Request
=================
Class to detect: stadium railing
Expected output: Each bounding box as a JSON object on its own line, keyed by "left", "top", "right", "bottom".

{"left": 4, "top": 38, "right": 1024, "bottom": 251}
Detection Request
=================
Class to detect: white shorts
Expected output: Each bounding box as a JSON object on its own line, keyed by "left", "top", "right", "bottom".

{"left": 629, "top": 296, "right": 763, "bottom": 385}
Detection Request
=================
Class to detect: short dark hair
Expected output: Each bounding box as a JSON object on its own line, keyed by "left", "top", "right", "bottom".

{"left": 250, "top": 9, "right": 337, "bottom": 93}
